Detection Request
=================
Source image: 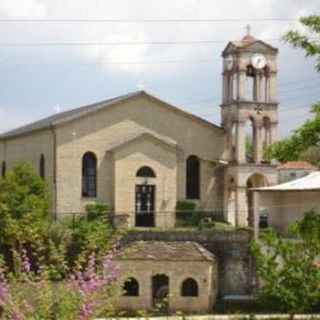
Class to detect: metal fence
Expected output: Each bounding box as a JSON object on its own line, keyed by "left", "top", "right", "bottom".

{"left": 51, "top": 210, "right": 226, "bottom": 230}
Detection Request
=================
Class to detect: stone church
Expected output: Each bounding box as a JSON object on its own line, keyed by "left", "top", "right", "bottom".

{"left": 0, "top": 31, "right": 279, "bottom": 229}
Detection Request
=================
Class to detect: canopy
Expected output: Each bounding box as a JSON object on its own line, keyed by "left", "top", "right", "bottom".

{"left": 252, "top": 172, "right": 320, "bottom": 192}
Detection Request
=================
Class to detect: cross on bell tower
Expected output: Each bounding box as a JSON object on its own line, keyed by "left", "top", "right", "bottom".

{"left": 220, "top": 30, "right": 279, "bottom": 227}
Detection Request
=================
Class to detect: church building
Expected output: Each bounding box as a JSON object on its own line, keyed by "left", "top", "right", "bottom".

{"left": 0, "top": 30, "right": 279, "bottom": 229}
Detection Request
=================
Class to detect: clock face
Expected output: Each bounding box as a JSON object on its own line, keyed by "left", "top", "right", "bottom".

{"left": 251, "top": 53, "right": 267, "bottom": 69}
{"left": 225, "top": 54, "right": 233, "bottom": 71}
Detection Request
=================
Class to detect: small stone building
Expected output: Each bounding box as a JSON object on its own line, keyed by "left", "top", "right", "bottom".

{"left": 113, "top": 241, "right": 218, "bottom": 313}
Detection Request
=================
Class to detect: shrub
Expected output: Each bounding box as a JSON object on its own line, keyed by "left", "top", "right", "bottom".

{"left": 175, "top": 201, "right": 196, "bottom": 227}
{"left": 0, "top": 162, "right": 51, "bottom": 271}
{"left": 85, "top": 202, "right": 111, "bottom": 222}
{"left": 175, "top": 201, "right": 225, "bottom": 228}
{"left": 251, "top": 210, "right": 320, "bottom": 313}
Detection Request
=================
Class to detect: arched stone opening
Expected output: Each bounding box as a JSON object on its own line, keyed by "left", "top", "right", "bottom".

{"left": 186, "top": 155, "right": 200, "bottom": 199}
{"left": 231, "top": 122, "right": 236, "bottom": 162}
{"left": 136, "top": 166, "right": 156, "bottom": 178}
{"left": 245, "top": 117, "right": 255, "bottom": 163}
{"left": 246, "top": 64, "right": 270, "bottom": 102}
{"left": 123, "top": 277, "right": 139, "bottom": 296}
{"left": 82, "top": 151, "right": 97, "bottom": 198}
{"left": 181, "top": 278, "right": 199, "bottom": 297}
{"left": 261, "top": 117, "right": 271, "bottom": 148}
{"left": 152, "top": 274, "right": 169, "bottom": 311}
{"left": 39, "top": 154, "right": 45, "bottom": 179}
{"left": 246, "top": 173, "right": 268, "bottom": 227}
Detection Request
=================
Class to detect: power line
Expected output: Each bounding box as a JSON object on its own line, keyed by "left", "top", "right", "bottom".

{"left": 280, "top": 83, "right": 320, "bottom": 95}
{"left": 184, "top": 90, "right": 320, "bottom": 116}
{"left": 278, "top": 77, "right": 320, "bottom": 87}
{"left": 0, "top": 18, "right": 296, "bottom": 23}
{"left": 281, "top": 92, "right": 320, "bottom": 103}
{"left": 0, "top": 39, "right": 284, "bottom": 47}
{"left": 0, "top": 54, "right": 309, "bottom": 68}
{"left": 0, "top": 59, "right": 218, "bottom": 68}
{"left": 182, "top": 82, "right": 320, "bottom": 110}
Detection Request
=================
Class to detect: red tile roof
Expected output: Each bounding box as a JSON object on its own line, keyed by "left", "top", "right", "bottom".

{"left": 277, "top": 161, "right": 317, "bottom": 170}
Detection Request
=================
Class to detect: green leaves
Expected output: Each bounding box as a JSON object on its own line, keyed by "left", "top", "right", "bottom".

{"left": 264, "top": 102, "right": 320, "bottom": 166}
{"left": 0, "top": 162, "right": 50, "bottom": 248}
{"left": 251, "top": 211, "right": 320, "bottom": 313}
{"left": 283, "top": 15, "right": 320, "bottom": 71}
{"left": 267, "top": 15, "right": 320, "bottom": 166}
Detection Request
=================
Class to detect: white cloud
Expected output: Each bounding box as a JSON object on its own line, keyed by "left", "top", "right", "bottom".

{"left": 0, "top": 0, "right": 319, "bottom": 78}
{"left": 0, "top": 0, "right": 46, "bottom": 18}
{"left": 0, "top": 0, "right": 319, "bottom": 137}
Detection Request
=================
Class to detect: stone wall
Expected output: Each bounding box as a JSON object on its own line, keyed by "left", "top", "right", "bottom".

{"left": 122, "top": 229, "right": 253, "bottom": 296}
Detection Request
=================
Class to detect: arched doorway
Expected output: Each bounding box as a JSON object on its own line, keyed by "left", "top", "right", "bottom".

{"left": 135, "top": 166, "right": 156, "bottom": 227}
{"left": 246, "top": 173, "right": 268, "bottom": 227}
{"left": 152, "top": 274, "right": 169, "bottom": 312}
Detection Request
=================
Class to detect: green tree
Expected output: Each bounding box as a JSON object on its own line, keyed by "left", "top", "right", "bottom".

{"left": 283, "top": 15, "right": 320, "bottom": 71}
{"left": 251, "top": 211, "right": 320, "bottom": 314}
{"left": 264, "top": 15, "right": 320, "bottom": 164}
{"left": 264, "top": 102, "right": 320, "bottom": 165}
{"left": 0, "top": 162, "right": 50, "bottom": 259}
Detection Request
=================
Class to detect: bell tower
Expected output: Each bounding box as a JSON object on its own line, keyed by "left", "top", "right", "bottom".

{"left": 221, "top": 27, "right": 279, "bottom": 227}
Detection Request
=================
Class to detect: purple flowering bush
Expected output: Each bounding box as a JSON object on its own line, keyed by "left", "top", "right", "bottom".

{"left": 0, "top": 246, "right": 121, "bottom": 320}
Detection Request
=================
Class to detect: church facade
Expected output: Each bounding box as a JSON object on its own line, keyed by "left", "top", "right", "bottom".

{"left": 0, "top": 32, "right": 279, "bottom": 229}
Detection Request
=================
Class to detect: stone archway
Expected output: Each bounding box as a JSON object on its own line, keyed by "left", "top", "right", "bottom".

{"left": 246, "top": 173, "right": 268, "bottom": 227}
{"left": 152, "top": 274, "right": 169, "bottom": 312}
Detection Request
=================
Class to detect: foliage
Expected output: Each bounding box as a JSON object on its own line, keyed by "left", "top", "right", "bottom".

{"left": 283, "top": 15, "right": 320, "bottom": 72}
{"left": 176, "top": 200, "right": 196, "bottom": 212}
{"left": 0, "top": 162, "right": 51, "bottom": 271}
{"left": 85, "top": 202, "right": 111, "bottom": 222}
{"left": 251, "top": 211, "right": 320, "bottom": 313}
{"left": 265, "top": 15, "right": 320, "bottom": 165}
{"left": 0, "top": 247, "right": 120, "bottom": 320}
{"left": 264, "top": 102, "right": 320, "bottom": 165}
{"left": 176, "top": 201, "right": 196, "bottom": 227}
{"left": 46, "top": 213, "right": 125, "bottom": 276}
{"left": 71, "top": 218, "right": 113, "bottom": 263}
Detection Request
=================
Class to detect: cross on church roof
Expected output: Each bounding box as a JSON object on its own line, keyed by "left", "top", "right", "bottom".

{"left": 245, "top": 24, "right": 251, "bottom": 35}
{"left": 135, "top": 81, "right": 146, "bottom": 91}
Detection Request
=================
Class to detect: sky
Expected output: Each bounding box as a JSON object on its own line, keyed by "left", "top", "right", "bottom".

{"left": 0, "top": 0, "right": 319, "bottom": 138}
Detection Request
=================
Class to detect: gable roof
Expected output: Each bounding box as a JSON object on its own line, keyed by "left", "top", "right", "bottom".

{"left": 106, "top": 130, "right": 179, "bottom": 153}
{"left": 222, "top": 33, "right": 278, "bottom": 56}
{"left": 115, "top": 241, "right": 215, "bottom": 262}
{"left": 0, "top": 91, "right": 223, "bottom": 140}
{"left": 277, "top": 161, "right": 317, "bottom": 171}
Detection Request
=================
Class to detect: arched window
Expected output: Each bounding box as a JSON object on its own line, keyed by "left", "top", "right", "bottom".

{"left": 123, "top": 277, "right": 139, "bottom": 296}
{"left": 245, "top": 117, "right": 255, "bottom": 163}
{"left": 181, "top": 278, "right": 198, "bottom": 297}
{"left": 39, "top": 154, "right": 45, "bottom": 179}
{"left": 136, "top": 166, "right": 156, "bottom": 178}
{"left": 186, "top": 155, "right": 200, "bottom": 199}
{"left": 82, "top": 152, "right": 97, "bottom": 198}
{"left": 1, "top": 161, "right": 6, "bottom": 178}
